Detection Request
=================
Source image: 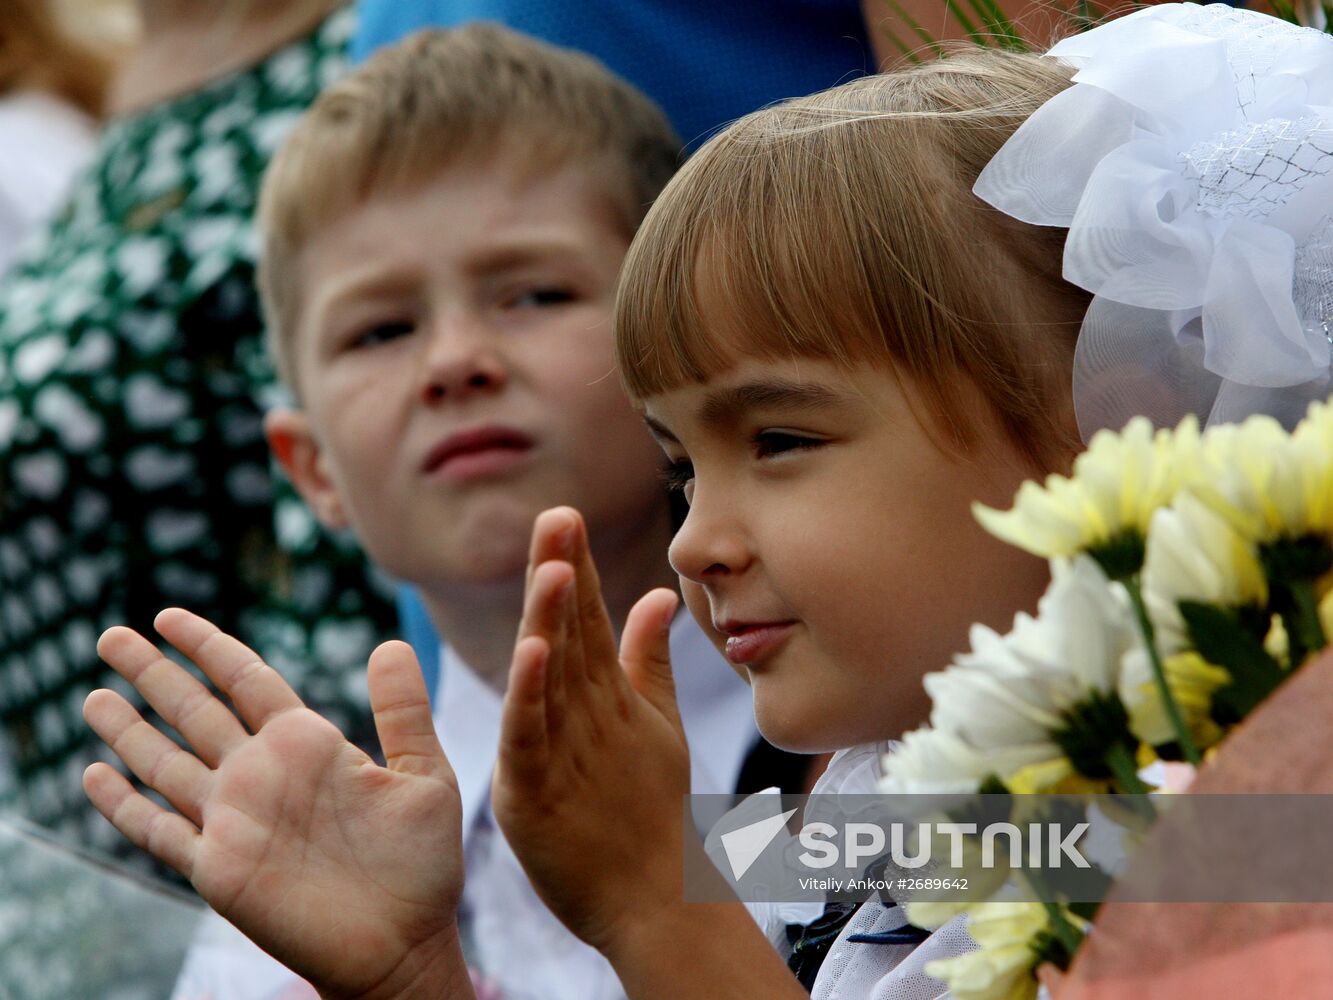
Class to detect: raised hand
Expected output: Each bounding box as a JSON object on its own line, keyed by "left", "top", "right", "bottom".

{"left": 491, "top": 509, "right": 806, "bottom": 1000}
{"left": 83, "top": 609, "right": 473, "bottom": 1000}
{"left": 491, "top": 507, "right": 691, "bottom": 953}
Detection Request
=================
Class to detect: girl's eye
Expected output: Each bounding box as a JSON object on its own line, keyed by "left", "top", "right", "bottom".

{"left": 753, "top": 430, "right": 824, "bottom": 458}
{"left": 349, "top": 319, "right": 414, "bottom": 348}
{"left": 510, "top": 287, "right": 576, "bottom": 308}
{"left": 659, "top": 459, "right": 694, "bottom": 494}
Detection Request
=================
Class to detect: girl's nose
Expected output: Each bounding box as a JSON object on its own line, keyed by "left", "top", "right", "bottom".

{"left": 668, "top": 487, "right": 752, "bottom": 584}
{"left": 419, "top": 313, "right": 509, "bottom": 403}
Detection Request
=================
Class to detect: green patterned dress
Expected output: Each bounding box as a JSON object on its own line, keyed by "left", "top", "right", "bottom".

{"left": 0, "top": 6, "right": 396, "bottom": 863}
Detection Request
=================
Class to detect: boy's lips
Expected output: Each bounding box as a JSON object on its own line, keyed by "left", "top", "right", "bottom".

{"left": 715, "top": 619, "right": 798, "bottom": 665}
{"left": 421, "top": 425, "right": 535, "bottom": 481}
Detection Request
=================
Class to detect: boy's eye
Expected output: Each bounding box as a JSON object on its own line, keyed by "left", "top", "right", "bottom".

{"left": 509, "top": 287, "right": 576, "bottom": 308}
{"left": 349, "top": 319, "right": 415, "bottom": 348}
{"left": 659, "top": 459, "right": 694, "bottom": 496}
{"left": 753, "top": 430, "right": 824, "bottom": 458}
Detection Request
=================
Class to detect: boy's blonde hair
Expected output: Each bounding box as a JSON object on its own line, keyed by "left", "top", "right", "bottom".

{"left": 616, "top": 49, "right": 1089, "bottom": 471}
{"left": 259, "top": 23, "right": 680, "bottom": 391}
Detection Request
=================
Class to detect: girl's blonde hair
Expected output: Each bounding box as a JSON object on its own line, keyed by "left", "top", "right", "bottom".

{"left": 616, "top": 49, "right": 1089, "bottom": 471}
{"left": 0, "top": 0, "right": 115, "bottom": 116}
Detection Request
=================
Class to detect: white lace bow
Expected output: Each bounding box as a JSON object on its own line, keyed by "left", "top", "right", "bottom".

{"left": 975, "top": 2, "right": 1333, "bottom": 437}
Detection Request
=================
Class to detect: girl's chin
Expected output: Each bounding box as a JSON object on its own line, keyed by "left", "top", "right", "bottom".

{"left": 752, "top": 698, "right": 848, "bottom": 756}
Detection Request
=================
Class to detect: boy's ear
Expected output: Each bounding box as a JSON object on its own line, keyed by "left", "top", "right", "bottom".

{"left": 264, "top": 407, "right": 350, "bottom": 531}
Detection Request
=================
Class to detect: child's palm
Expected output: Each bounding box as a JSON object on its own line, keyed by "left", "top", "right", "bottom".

{"left": 83, "top": 610, "right": 463, "bottom": 999}
{"left": 492, "top": 509, "right": 692, "bottom": 951}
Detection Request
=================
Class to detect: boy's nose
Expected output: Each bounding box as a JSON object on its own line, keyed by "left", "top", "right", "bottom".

{"left": 420, "top": 317, "right": 509, "bottom": 403}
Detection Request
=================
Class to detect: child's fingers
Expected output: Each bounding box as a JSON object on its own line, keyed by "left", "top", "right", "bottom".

{"left": 366, "top": 641, "right": 450, "bottom": 779}
{"left": 525, "top": 507, "right": 575, "bottom": 591}
{"left": 83, "top": 689, "right": 211, "bottom": 825}
{"left": 562, "top": 511, "right": 623, "bottom": 689}
{"left": 519, "top": 558, "right": 575, "bottom": 734}
{"left": 620, "top": 589, "right": 684, "bottom": 727}
{"left": 153, "top": 608, "right": 304, "bottom": 732}
{"left": 96, "top": 625, "right": 247, "bottom": 767}
{"left": 83, "top": 762, "right": 200, "bottom": 880}
{"left": 497, "top": 635, "right": 552, "bottom": 789}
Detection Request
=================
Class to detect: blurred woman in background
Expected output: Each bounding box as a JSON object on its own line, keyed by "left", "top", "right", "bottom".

{"left": 0, "top": 0, "right": 396, "bottom": 870}
{"left": 0, "top": 0, "right": 113, "bottom": 272}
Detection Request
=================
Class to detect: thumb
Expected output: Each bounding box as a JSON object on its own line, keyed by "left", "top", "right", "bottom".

{"left": 367, "top": 640, "right": 451, "bottom": 779}
{"left": 619, "top": 589, "right": 682, "bottom": 725}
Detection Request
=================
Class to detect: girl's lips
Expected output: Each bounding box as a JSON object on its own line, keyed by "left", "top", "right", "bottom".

{"left": 722, "top": 622, "right": 796, "bottom": 665}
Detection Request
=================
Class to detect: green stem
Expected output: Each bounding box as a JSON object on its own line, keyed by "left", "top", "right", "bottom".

{"left": 1123, "top": 577, "right": 1202, "bottom": 766}
{"left": 1041, "top": 900, "right": 1085, "bottom": 959}
{"left": 1104, "top": 741, "right": 1158, "bottom": 822}
{"left": 1103, "top": 742, "right": 1146, "bottom": 794}
{"left": 1287, "top": 578, "right": 1327, "bottom": 666}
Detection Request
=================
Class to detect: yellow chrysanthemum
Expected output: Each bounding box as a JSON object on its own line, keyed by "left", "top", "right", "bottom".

{"left": 924, "top": 902, "right": 1056, "bottom": 1000}
{"left": 1119, "top": 649, "right": 1228, "bottom": 750}
{"left": 1317, "top": 588, "right": 1333, "bottom": 648}
{"left": 974, "top": 416, "right": 1199, "bottom": 561}
{"left": 1292, "top": 398, "right": 1333, "bottom": 536}
{"left": 1193, "top": 409, "right": 1333, "bottom": 544}
{"left": 1264, "top": 613, "right": 1289, "bottom": 664}
{"left": 1003, "top": 760, "right": 1108, "bottom": 795}
{"left": 906, "top": 899, "right": 972, "bottom": 931}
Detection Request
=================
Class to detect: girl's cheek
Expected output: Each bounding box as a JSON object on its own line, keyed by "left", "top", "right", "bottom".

{"left": 681, "top": 578, "right": 748, "bottom": 679}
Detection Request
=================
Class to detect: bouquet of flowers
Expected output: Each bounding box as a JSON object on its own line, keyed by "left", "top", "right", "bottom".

{"left": 878, "top": 403, "right": 1333, "bottom": 998}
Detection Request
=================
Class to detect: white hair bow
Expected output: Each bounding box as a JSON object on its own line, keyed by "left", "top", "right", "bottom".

{"left": 976, "top": 2, "right": 1333, "bottom": 439}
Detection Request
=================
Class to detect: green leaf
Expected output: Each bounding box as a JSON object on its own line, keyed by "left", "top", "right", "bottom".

{"left": 942, "top": 0, "right": 986, "bottom": 42}
{"left": 1068, "top": 897, "right": 1104, "bottom": 923}
{"left": 1178, "top": 601, "right": 1286, "bottom": 723}
{"left": 877, "top": 0, "right": 947, "bottom": 61}
{"left": 1268, "top": 0, "right": 1299, "bottom": 24}
{"left": 967, "top": 0, "right": 1030, "bottom": 50}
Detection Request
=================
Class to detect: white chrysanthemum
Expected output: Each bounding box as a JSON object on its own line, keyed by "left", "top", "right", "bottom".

{"left": 974, "top": 417, "right": 1199, "bottom": 563}
{"left": 923, "top": 902, "right": 1052, "bottom": 1000}
{"left": 923, "top": 557, "right": 1139, "bottom": 792}
{"left": 878, "top": 727, "right": 1050, "bottom": 796}
{"left": 1141, "top": 491, "right": 1268, "bottom": 656}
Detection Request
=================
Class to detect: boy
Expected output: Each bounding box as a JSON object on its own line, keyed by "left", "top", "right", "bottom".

{"left": 166, "top": 24, "right": 789, "bottom": 1000}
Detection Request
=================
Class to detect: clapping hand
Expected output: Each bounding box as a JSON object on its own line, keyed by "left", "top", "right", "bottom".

{"left": 83, "top": 609, "right": 474, "bottom": 1000}
{"left": 491, "top": 507, "right": 692, "bottom": 954}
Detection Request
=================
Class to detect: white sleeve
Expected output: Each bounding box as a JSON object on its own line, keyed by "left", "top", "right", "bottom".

{"left": 170, "top": 911, "right": 317, "bottom": 1000}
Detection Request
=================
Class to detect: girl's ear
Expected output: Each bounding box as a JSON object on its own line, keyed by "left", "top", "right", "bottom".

{"left": 264, "top": 407, "right": 350, "bottom": 530}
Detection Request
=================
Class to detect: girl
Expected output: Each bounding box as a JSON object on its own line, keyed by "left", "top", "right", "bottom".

{"left": 83, "top": 46, "right": 1092, "bottom": 998}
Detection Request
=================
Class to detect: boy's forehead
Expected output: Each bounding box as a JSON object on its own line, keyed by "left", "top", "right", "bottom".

{"left": 299, "top": 157, "right": 630, "bottom": 291}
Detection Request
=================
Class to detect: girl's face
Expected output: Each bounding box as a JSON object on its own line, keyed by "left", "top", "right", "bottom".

{"left": 641, "top": 354, "right": 1053, "bottom": 753}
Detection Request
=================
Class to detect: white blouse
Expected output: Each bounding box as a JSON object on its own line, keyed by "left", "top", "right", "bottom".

{"left": 0, "top": 90, "right": 96, "bottom": 274}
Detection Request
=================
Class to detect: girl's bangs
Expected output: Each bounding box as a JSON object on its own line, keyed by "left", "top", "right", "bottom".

{"left": 614, "top": 116, "right": 888, "bottom": 402}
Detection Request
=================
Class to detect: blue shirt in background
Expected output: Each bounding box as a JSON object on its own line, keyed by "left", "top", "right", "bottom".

{"left": 354, "top": 0, "right": 873, "bottom": 150}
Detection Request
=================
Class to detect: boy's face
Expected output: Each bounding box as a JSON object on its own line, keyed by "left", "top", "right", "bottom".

{"left": 642, "top": 353, "right": 1053, "bottom": 754}
{"left": 267, "top": 157, "right": 670, "bottom": 588}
